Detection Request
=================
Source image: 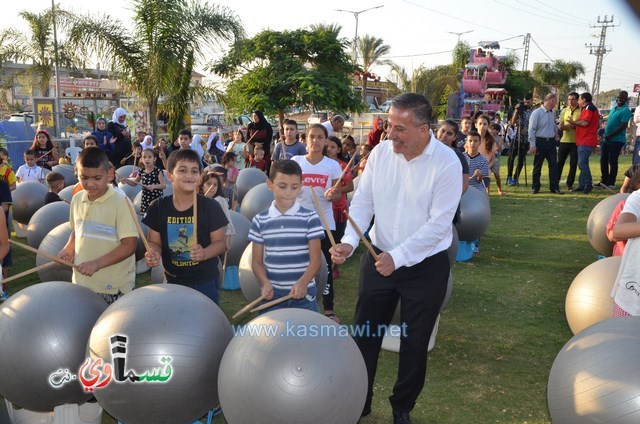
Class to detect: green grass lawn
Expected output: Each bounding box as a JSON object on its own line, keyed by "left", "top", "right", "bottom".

{"left": 2, "top": 151, "right": 631, "bottom": 423}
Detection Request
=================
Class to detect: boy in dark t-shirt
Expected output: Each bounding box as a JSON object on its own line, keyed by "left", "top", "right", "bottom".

{"left": 143, "top": 149, "right": 228, "bottom": 304}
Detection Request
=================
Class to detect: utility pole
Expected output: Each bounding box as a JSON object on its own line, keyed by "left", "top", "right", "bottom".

{"left": 522, "top": 33, "right": 531, "bottom": 71}
{"left": 586, "top": 15, "right": 617, "bottom": 105}
{"left": 335, "top": 5, "right": 384, "bottom": 63}
{"left": 51, "top": 0, "right": 62, "bottom": 138}
{"left": 447, "top": 30, "right": 473, "bottom": 44}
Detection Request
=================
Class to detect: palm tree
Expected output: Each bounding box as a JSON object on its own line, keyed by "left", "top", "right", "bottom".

{"left": 451, "top": 41, "right": 472, "bottom": 70}
{"left": 0, "top": 8, "right": 81, "bottom": 97}
{"left": 67, "top": 0, "right": 243, "bottom": 137}
{"left": 309, "top": 23, "right": 343, "bottom": 39}
{"left": 357, "top": 35, "right": 391, "bottom": 104}
{"left": 533, "top": 59, "right": 587, "bottom": 101}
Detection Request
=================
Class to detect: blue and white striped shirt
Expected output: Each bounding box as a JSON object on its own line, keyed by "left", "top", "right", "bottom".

{"left": 249, "top": 202, "right": 325, "bottom": 290}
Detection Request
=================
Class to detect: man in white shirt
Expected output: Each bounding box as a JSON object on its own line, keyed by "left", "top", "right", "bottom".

{"left": 330, "top": 93, "right": 462, "bottom": 424}
{"left": 321, "top": 115, "right": 345, "bottom": 138}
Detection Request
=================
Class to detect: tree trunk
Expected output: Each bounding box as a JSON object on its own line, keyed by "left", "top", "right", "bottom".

{"left": 361, "top": 76, "right": 368, "bottom": 105}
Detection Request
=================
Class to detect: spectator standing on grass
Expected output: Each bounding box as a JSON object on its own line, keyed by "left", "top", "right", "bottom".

{"left": 568, "top": 92, "right": 600, "bottom": 194}
{"left": 557, "top": 92, "right": 581, "bottom": 191}
{"left": 321, "top": 114, "right": 345, "bottom": 139}
{"left": 246, "top": 110, "right": 273, "bottom": 170}
{"left": 528, "top": 93, "right": 561, "bottom": 195}
{"left": 600, "top": 91, "right": 632, "bottom": 189}
{"left": 330, "top": 93, "right": 461, "bottom": 424}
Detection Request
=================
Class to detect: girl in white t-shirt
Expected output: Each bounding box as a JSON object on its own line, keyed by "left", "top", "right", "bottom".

{"left": 611, "top": 187, "right": 640, "bottom": 317}
{"left": 292, "top": 124, "right": 342, "bottom": 321}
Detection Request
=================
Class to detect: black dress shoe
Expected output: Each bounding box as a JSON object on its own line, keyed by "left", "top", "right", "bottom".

{"left": 550, "top": 189, "right": 563, "bottom": 194}
{"left": 583, "top": 186, "right": 593, "bottom": 194}
{"left": 531, "top": 189, "right": 539, "bottom": 194}
{"left": 393, "top": 411, "right": 412, "bottom": 424}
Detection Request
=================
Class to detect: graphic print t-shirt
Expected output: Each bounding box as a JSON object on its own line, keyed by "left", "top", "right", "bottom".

{"left": 143, "top": 194, "right": 228, "bottom": 285}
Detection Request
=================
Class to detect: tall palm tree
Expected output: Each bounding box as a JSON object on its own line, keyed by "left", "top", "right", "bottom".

{"left": 68, "top": 0, "right": 243, "bottom": 137}
{"left": 0, "top": 8, "right": 81, "bottom": 97}
{"left": 533, "top": 59, "right": 587, "bottom": 101}
{"left": 357, "top": 35, "right": 391, "bottom": 104}
{"left": 451, "top": 41, "right": 472, "bottom": 71}
{"left": 309, "top": 23, "right": 343, "bottom": 39}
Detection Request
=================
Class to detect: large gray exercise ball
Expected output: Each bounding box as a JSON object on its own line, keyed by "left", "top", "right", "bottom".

{"left": 227, "top": 211, "right": 251, "bottom": 266}
{"left": 115, "top": 165, "right": 134, "bottom": 180}
{"left": 27, "top": 201, "right": 70, "bottom": 249}
{"left": 240, "top": 183, "right": 274, "bottom": 222}
{"left": 36, "top": 222, "right": 73, "bottom": 282}
{"left": 12, "top": 182, "right": 48, "bottom": 225}
{"left": 238, "top": 242, "right": 327, "bottom": 304}
{"left": 548, "top": 316, "right": 640, "bottom": 423}
{"left": 58, "top": 185, "right": 75, "bottom": 203}
{"left": 565, "top": 256, "right": 620, "bottom": 335}
{"left": 0, "top": 281, "right": 108, "bottom": 412}
{"left": 218, "top": 309, "right": 367, "bottom": 424}
{"left": 347, "top": 175, "right": 360, "bottom": 203}
{"left": 586, "top": 193, "right": 629, "bottom": 257}
{"left": 51, "top": 164, "right": 77, "bottom": 187}
{"left": 117, "top": 181, "right": 142, "bottom": 202}
{"left": 88, "top": 284, "right": 233, "bottom": 424}
{"left": 236, "top": 168, "right": 268, "bottom": 204}
{"left": 455, "top": 188, "right": 491, "bottom": 242}
{"left": 448, "top": 226, "right": 459, "bottom": 267}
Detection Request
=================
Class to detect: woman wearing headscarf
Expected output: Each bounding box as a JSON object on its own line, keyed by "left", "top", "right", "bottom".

{"left": 107, "top": 108, "right": 131, "bottom": 166}
{"left": 367, "top": 116, "right": 385, "bottom": 148}
{"left": 91, "top": 117, "right": 115, "bottom": 154}
{"left": 246, "top": 110, "right": 273, "bottom": 169}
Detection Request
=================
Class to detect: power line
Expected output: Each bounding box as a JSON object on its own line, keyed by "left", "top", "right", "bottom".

{"left": 530, "top": 36, "right": 555, "bottom": 62}
{"left": 492, "top": 0, "right": 588, "bottom": 27}
{"left": 533, "top": 0, "right": 591, "bottom": 24}
{"left": 401, "top": 0, "right": 516, "bottom": 36}
{"left": 385, "top": 49, "right": 453, "bottom": 59}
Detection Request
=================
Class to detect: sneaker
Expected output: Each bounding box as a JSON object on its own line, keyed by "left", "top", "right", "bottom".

{"left": 473, "top": 246, "right": 480, "bottom": 253}
{"left": 212, "top": 405, "right": 222, "bottom": 417}
{"left": 0, "top": 292, "right": 9, "bottom": 303}
{"left": 513, "top": 178, "right": 519, "bottom": 186}
{"left": 608, "top": 185, "right": 617, "bottom": 190}
{"left": 507, "top": 177, "right": 515, "bottom": 186}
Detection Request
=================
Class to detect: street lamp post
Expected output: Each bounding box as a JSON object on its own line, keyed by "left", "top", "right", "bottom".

{"left": 335, "top": 5, "right": 384, "bottom": 63}
{"left": 447, "top": 30, "right": 474, "bottom": 44}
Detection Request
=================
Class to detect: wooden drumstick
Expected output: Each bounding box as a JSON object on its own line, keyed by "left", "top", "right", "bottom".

{"left": 250, "top": 294, "right": 294, "bottom": 313}
{"left": 332, "top": 155, "right": 356, "bottom": 190}
{"left": 9, "top": 239, "right": 75, "bottom": 268}
{"left": 192, "top": 189, "right": 198, "bottom": 246}
{"left": 310, "top": 189, "right": 337, "bottom": 248}
{"left": 232, "top": 295, "right": 266, "bottom": 319}
{"left": 0, "top": 262, "right": 57, "bottom": 284}
{"left": 344, "top": 211, "right": 379, "bottom": 260}
{"left": 125, "top": 199, "right": 151, "bottom": 252}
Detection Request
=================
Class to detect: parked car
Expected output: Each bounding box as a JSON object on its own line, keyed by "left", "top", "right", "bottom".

{"left": 379, "top": 100, "right": 393, "bottom": 113}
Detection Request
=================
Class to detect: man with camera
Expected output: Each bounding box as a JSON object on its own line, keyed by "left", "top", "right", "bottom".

{"left": 507, "top": 93, "right": 533, "bottom": 186}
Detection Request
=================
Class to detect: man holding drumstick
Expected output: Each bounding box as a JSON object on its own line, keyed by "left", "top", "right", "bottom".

{"left": 330, "top": 93, "right": 462, "bottom": 424}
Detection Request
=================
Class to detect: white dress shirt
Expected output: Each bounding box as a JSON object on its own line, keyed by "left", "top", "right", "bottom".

{"left": 342, "top": 137, "right": 462, "bottom": 269}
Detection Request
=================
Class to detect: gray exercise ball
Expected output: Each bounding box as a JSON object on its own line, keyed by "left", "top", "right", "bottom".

{"left": 12, "top": 182, "right": 48, "bottom": 225}
{"left": 240, "top": 183, "right": 274, "bottom": 222}
{"left": 565, "top": 256, "right": 620, "bottom": 335}
{"left": 238, "top": 242, "right": 327, "bottom": 304}
{"left": 51, "top": 164, "right": 77, "bottom": 187}
{"left": 0, "top": 281, "right": 107, "bottom": 412}
{"left": 236, "top": 168, "right": 268, "bottom": 204}
{"left": 115, "top": 165, "right": 134, "bottom": 180}
{"left": 586, "top": 193, "right": 629, "bottom": 257}
{"left": 89, "top": 284, "right": 233, "bottom": 424}
{"left": 218, "top": 309, "right": 367, "bottom": 424}
{"left": 448, "top": 226, "right": 459, "bottom": 267}
{"left": 117, "top": 181, "right": 142, "bottom": 202}
{"left": 27, "top": 201, "right": 70, "bottom": 249}
{"left": 36, "top": 222, "right": 73, "bottom": 282}
{"left": 455, "top": 187, "right": 491, "bottom": 242}
{"left": 58, "top": 185, "right": 75, "bottom": 203}
{"left": 227, "top": 211, "right": 251, "bottom": 266}
{"left": 347, "top": 175, "right": 360, "bottom": 203}
{"left": 548, "top": 316, "right": 640, "bottom": 423}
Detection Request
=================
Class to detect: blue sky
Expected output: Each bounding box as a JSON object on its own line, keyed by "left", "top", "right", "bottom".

{"left": 2, "top": 0, "right": 638, "bottom": 95}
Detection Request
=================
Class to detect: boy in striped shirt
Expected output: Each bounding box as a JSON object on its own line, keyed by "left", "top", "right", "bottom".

{"left": 249, "top": 160, "right": 325, "bottom": 312}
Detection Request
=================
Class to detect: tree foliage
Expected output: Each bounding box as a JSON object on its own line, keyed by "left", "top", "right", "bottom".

{"left": 0, "top": 7, "right": 81, "bottom": 97}
{"left": 503, "top": 70, "right": 537, "bottom": 104}
{"left": 67, "top": 0, "right": 243, "bottom": 138}
{"left": 356, "top": 34, "right": 391, "bottom": 103}
{"left": 451, "top": 41, "right": 472, "bottom": 71}
{"left": 533, "top": 59, "right": 588, "bottom": 101}
{"left": 212, "top": 29, "right": 362, "bottom": 125}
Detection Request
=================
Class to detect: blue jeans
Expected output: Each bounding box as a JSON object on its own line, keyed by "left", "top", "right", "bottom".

{"left": 190, "top": 277, "right": 220, "bottom": 304}
{"left": 577, "top": 145, "right": 593, "bottom": 189}
{"left": 634, "top": 136, "right": 640, "bottom": 166}
{"left": 257, "top": 285, "right": 319, "bottom": 315}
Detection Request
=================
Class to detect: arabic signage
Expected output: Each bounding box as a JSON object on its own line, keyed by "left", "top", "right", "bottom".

{"left": 48, "top": 335, "right": 172, "bottom": 392}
